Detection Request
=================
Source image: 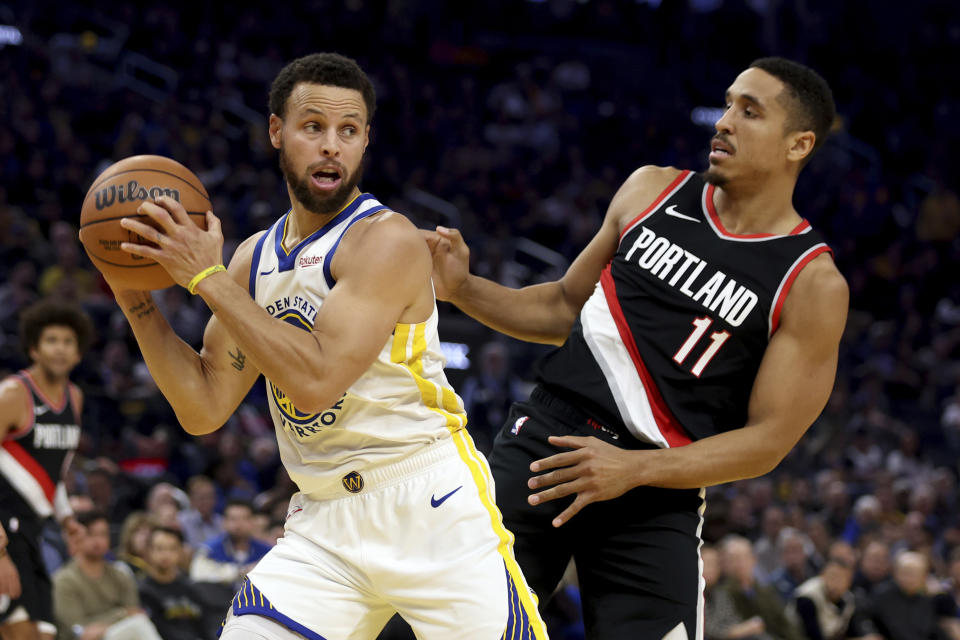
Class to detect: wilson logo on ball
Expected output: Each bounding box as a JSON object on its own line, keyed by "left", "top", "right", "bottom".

{"left": 94, "top": 180, "right": 181, "bottom": 210}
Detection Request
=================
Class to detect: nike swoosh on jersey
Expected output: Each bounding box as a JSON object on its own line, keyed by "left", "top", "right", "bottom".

{"left": 33, "top": 405, "right": 49, "bottom": 416}
{"left": 259, "top": 267, "right": 276, "bottom": 276}
{"left": 430, "top": 485, "right": 463, "bottom": 508}
{"left": 664, "top": 204, "right": 700, "bottom": 223}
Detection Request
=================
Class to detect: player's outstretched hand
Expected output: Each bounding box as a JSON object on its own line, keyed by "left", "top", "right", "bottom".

{"left": 120, "top": 196, "right": 225, "bottom": 291}
{"left": 527, "top": 435, "right": 638, "bottom": 527}
{"left": 422, "top": 226, "right": 470, "bottom": 302}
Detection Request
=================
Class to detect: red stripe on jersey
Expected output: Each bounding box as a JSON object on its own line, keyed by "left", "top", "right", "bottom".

{"left": 705, "top": 185, "right": 812, "bottom": 239}
{"left": 769, "top": 245, "right": 833, "bottom": 336}
{"left": 2, "top": 440, "right": 57, "bottom": 503}
{"left": 600, "top": 266, "right": 692, "bottom": 448}
{"left": 619, "top": 170, "right": 692, "bottom": 242}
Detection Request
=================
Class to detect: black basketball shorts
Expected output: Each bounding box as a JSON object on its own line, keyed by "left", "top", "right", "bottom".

{"left": 0, "top": 512, "right": 53, "bottom": 628}
{"left": 489, "top": 386, "right": 705, "bottom": 640}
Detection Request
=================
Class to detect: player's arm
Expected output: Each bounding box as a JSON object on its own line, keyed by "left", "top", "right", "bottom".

{"left": 190, "top": 213, "right": 430, "bottom": 414}
{"left": 528, "top": 255, "right": 849, "bottom": 526}
{"left": 0, "top": 377, "right": 28, "bottom": 441}
{"left": 111, "top": 233, "right": 264, "bottom": 435}
{"left": 425, "top": 166, "right": 681, "bottom": 345}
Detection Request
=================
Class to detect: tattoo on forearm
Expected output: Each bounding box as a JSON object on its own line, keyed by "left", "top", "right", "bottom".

{"left": 228, "top": 347, "right": 246, "bottom": 371}
{"left": 128, "top": 301, "right": 157, "bottom": 320}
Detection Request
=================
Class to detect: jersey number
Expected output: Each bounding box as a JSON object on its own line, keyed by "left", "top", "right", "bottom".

{"left": 673, "top": 316, "right": 730, "bottom": 377}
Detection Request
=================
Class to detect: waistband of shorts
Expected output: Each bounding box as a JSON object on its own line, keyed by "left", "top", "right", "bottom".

{"left": 529, "top": 385, "right": 642, "bottom": 444}
{"left": 302, "top": 436, "right": 460, "bottom": 501}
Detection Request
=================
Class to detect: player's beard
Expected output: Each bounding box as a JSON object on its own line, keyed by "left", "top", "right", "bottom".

{"left": 279, "top": 145, "right": 364, "bottom": 216}
{"left": 702, "top": 168, "right": 728, "bottom": 187}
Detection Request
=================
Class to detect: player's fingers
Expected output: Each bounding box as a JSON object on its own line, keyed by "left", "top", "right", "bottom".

{"left": 546, "top": 435, "right": 591, "bottom": 450}
{"left": 136, "top": 201, "right": 177, "bottom": 233}
{"left": 154, "top": 195, "right": 191, "bottom": 225}
{"left": 552, "top": 495, "right": 590, "bottom": 528}
{"left": 530, "top": 449, "right": 582, "bottom": 472}
{"left": 206, "top": 210, "right": 222, "bottom": 237}
{"left": 528, "top": 478, "right": 579, "bottom": 505}
{"left": 120, "top": 241, "right": 163, "bottom": 260}
{"left": 120, "top": 218, "right": 168, "bottom": 245}
{"left": 422, "top": 230, "right": 440, "bottom": 250}
{"left": 436, "top": 226, "right": 463, "bottom": 243}
{"left": 527, "top": 466, "right": 577, "bottom": 490}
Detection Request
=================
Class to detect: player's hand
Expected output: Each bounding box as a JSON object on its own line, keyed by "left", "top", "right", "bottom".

{"left": 120, "top": 196, "right": 225, "bottom": 290}
{"left": 527, "top": 435, "right": 640, "bottom": 527}
{"left": 62, "top": 516, "right": 85, "bottom": 548}
{"left": 422, "top": 226, "right": 470, "bottom": 301}
{"left": 0, "top": 553, "right": 22, "bottom": 599}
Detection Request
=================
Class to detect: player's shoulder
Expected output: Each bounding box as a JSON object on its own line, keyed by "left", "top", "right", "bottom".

{"left": 609, "top": 165, "right": 687, "bottom": 220}
{"left": 783, "top": 253, "right": 849, "bottom": 333}
{"left": 226, "top": 230, "right": 270, "bottom": 276}
{"left": 345, "top": 209, "right": 425, "bottom": 255}
{"left": 0, "top": 374, "right": 28, "bottom": 401}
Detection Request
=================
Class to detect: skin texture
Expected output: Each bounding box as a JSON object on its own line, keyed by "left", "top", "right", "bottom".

{"left": 425, "top": 66, "right": 849, "bottom": 527}
{"left": 108, "top": 82, "right": 435, "bottom": 436}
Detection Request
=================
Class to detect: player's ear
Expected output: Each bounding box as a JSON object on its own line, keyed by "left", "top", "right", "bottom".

{"left": 786, "top": 130, "right": 815, "bottom": 164}
{"left": 363, "top": 124, "right": 370, "bottom": 152}
{"left": 268, "top": 115, "right": 283, "bottom": 149}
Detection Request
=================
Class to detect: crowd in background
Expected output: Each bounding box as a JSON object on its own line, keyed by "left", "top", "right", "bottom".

{"left": 3, "top": 0, "right": 960, "bottom": 638}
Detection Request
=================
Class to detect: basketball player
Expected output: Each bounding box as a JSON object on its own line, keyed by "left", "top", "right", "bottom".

{"left": 107, "top": 53, "right": 547, "bottom": 640}
{"left": 426, "top": 58, "right": 848, "bottom": 639}
{"left": 0, "top": 301, "right": 91, "bottom": 640}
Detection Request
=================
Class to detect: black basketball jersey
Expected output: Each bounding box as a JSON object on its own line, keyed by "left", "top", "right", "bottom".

{"left": 537, "top": 170, "right": 832, "bottom": 446}
{"left": 0, "top": 370, "right": 80, "bottom": 521}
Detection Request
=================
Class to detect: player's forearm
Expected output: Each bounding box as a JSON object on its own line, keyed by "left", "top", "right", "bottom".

{"left": 115, "top": 291, "right": 222, "bottom": 431}
{"left": 449, "top": 275, "right": 578, "bottom": 345}
{"left": 634, "top": 423, "right": 792, "bottom": 490}
{"left": 195, "top": 273, "right": 340, "bottom": 412}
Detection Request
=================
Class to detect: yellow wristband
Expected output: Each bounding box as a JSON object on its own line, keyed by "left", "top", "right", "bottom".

{"left": 187, "top": 264, "right": 226, "bottom": 295}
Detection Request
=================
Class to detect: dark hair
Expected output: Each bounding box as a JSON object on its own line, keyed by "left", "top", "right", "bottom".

{"left": 269, "top": 53, "right": 376, "bottom": 123}
{"left": 149, "top": 526, "right": 184, "bottom": 546}
{"left": 224, "top": 498, "right": 253, "bottom": 514}
{"left": 75, "top": 509, "right": 109, "bottom": 529}
{"left": 19, "top": 300, "right": 93, "bottom": 359}
{"left": 749, "top": 57, "right": 836, "bottom": 157}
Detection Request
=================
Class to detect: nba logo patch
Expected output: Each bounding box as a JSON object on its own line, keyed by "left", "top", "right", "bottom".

{"left": 342, "top": 471, "right": 364, "bottom": 493}
{"left": 511, "top": 416, "right": 529, "bottom": 435}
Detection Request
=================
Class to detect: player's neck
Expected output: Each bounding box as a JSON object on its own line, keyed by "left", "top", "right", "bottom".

{"left": 284, "top": 187, "right": 362, "bottom": 249}
{"left": 712, "top": 175, "right": 800, "bottom": 236}
{"left": 26, "top": 364, "right": 68, "bottom": 403}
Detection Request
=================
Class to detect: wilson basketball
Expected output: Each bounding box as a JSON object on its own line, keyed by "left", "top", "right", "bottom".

{"left": 79, "top": 155, "right": 211, "bottom": 291}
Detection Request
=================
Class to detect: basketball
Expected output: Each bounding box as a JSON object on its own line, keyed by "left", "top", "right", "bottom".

{"left": 79, "top": 155, "right": 211, "bottom": 291}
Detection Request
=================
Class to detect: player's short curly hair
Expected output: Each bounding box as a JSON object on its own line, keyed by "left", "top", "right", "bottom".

{"left": 19, "top": 300, "right": 93, "bottom": 357}
{"left": 750, "top": 57, "right": 835, "bottom": 156}
{"left": 269, "top": 52, "right": 376, "bottom": 123}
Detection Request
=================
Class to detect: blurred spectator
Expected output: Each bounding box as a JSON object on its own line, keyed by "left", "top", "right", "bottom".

{"left": 189, "top": 499, "right": 270, "bottom": 590}
{"left": 138, "top": 527, "right": 212, "bottom": 640}
{"left": 789, "top": 541, "right": 879, "bottom": 640}
{"left": 853, "top": 540, "right": 892, "bottom": 599}
{"left": 719, "top": 536, "right": 804, "bottom": 640}
{"left": 770, "top": 528, "right": 817, "bottom": 603}
{"left": 841, "top": 495, "right": 882, "bottom": 546}
{"left": 52, "top": 511, "right": 162, "bottom": 640}
{"left": 869, "top": 551, "right": 951, "bottom": 640}
{"left": 178, "top": 475, "right": 223, "bottom": 550}
{"left": 755, "top": 507, "right": 786, "bottom": 578}
{"left": 116, "top": 512, "right": 153, "bottom": 578}
{"left": 459, "top": 341, "right": 528, "bottom": 454}
{"left": 703, "top": 544, "right": 767, "bottom": 640}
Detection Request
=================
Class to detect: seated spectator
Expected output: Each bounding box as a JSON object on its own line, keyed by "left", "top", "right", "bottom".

{"left": 870, "top": 550, "right": 952, "bottom": 640}
{"left": 52, "top": 511, "right": 162, "bottom": 640}
{"left": 703, "top": 544, "right": 767, "bottom": 640}
{"left": 789, "top": 540, "right": 880, "bottom": 640}
{"left": 138, "top": 527, "right": 214, "bottom": 640}
{"left": 770, "top": 528, "right": 818, "bottom": 602}
{"left": 719, "top": 535, "right": 804, "bottom": 640}
{"left": 116, "top": 512, "right": 153, "bottom": 578}
{"left": 189, "top": 498, "right": 270, "bottom": 589}
{"left": 853, "top": 540, "right": 891, "bottom": 598}
{"left": 178, "top": 475, "right": 222, "bottom": 550}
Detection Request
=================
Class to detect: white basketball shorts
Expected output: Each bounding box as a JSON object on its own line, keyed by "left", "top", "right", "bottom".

{"left": 226, "top": 431, "right": 548, "bottom": 640}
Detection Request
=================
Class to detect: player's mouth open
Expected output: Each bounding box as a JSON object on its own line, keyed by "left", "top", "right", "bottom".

{"left": 311, "top": 169, "right": 342, "bottom": 190}
{"left": 709, "top": 139, "right": 734, "bottom": 162}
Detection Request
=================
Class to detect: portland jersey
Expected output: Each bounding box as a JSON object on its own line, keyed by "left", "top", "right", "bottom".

{"left": 0, "top": 370, "right": 79, "bottom": 521}
{"left": 537, "top": 170, "right": 832, "bottom": 447}
{"left": 248, "top": 193, "right": 467, "bottom": 497}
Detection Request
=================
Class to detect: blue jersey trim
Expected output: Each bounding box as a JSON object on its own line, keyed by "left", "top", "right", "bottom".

{"left": 322, "top": 205, "right": 389, "bottom": 289}
{"left": 248, "top": 225, "right": 273, "bottom": 299}
{"left": 274, "top": 194, "right": 375, "bottom": 272}
{"left": 226, "top": 579, "right": 329, "bottom": 640}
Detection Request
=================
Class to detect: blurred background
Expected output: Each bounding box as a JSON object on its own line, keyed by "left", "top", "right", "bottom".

{"left": 2, "top": 1, "right": 960, "bottom": 638}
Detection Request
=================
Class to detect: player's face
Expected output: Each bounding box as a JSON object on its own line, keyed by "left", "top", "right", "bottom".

{"left": 704, "top": 68, "right": 798, "bottom": 187}
{"left": 29, "top": 325, "right": 81, "bottom": 380}
{"left": 270, "top": 83, "right": 370, "bottom": 216}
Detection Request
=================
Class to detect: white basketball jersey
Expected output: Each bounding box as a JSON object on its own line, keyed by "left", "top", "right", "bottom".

{"left": 248, "top": 193, "right": 467, "bottom": 497}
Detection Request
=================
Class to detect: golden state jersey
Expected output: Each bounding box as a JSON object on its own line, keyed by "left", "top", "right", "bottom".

{"left": 247, "top": 193, "right": 467, "bottom": 497}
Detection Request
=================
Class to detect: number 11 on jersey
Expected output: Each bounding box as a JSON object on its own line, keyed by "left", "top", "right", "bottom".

{"left": 673, "top": 316, "right": 730, "bottom": 377}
